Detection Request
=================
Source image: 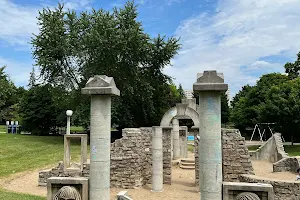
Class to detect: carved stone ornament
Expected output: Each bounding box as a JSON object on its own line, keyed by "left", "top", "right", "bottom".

{"left": 53, "top": 186, "right": 82, "bottom": 200}
{"left": 236, "top": 192, "right": 260, "bottom": 200}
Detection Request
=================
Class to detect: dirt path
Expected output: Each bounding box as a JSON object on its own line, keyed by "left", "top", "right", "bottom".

{"left": 1, "top": 165, "right": 198, "bottom": 200}
{"left": 251, "top": 160, "right": 296, "bottom": 181}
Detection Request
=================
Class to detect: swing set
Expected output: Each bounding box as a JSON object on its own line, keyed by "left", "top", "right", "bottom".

{"left": 249, "top": 123, "right": 276, "bottom": 142}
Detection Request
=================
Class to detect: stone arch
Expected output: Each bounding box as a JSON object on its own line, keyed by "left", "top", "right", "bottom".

{"left": 160, "top": 103, "right": 199, "bottom": 126}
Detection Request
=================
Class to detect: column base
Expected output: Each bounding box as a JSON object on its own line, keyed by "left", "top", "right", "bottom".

{"left": 151, "top": 189, "right": 164, "bottom": 193}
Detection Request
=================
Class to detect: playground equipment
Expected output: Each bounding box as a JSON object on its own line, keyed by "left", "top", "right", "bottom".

{"left": 250, "top": 123, "right": 275, "bottom": 142}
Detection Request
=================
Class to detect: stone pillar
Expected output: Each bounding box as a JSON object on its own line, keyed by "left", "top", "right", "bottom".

{"left": 193, "top": 70, "right": 228, "bottom": 200}
{"left": 152, "top": 126, "right": 163, "bottom": 192}
{"left": 66, "top": 110, "right": 73, "bottom": 135}
{"left": 172, "top": 118, "right": 180, "bottom": 160}
{"left": 82, "top": 75, "right": 120, "bottom": 200}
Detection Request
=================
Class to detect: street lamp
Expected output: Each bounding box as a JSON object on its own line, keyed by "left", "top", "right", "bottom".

{"left": 66, "top": 110, "right": 73, "bottom": 135}
{"left": 6, "top": 121, "right": 9, "bottom": 134}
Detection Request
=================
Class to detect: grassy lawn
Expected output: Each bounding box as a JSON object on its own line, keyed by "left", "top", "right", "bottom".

{"left": 247, "top": 145, "right": 300, "bottom": 156}
{"left": 0, "top": 189, "right": 45, "bottom": 200}
{"left": 70, "top": 126, "right": 85, "bottom": 133}
{"left": 188, "top": 144, "right": 194, "bottom": 152}
{"left": 0, "top": 125, "right": 6, "bottom": 133}
{"left": 0, "top": 133, "right": 84, "bottom": 178}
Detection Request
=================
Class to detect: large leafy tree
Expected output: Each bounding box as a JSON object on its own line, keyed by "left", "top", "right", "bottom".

{"left": 31, "top": 2, "right": 180, "bottom": 129}
{"left": 259, "top": 78, "right": 300, "bottom": 143}
{"left": 230, "top": 73, "right": 289, "bottom": 131}
{"left": 20, "top": 84, "right": 70, "bottom": 135}
{"left": 284, "top": 52, "right": 300, "bottom": 79}
{"left": 0, "top": 66, "right": 19, "bottom": 121}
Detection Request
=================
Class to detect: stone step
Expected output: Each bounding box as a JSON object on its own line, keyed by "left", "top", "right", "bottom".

{"left": 180, "top": 158, "right": 195, "bottom": 163}
{"left": 179, "top": 165, "right": 195, "bottom": 170}
{"left": 180, "top": 162, "right": 195, "bottom": 166}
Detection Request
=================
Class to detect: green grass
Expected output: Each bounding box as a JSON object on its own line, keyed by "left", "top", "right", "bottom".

{"left": 70, "top": 126, "right": 85, "bottom": 133}
{"left": 0, "top": 189, "right": 45, "bottom": 200}
{"left": 0, "top": 125, "right": 6, "bottom": 133}
{"left": 247, "top": 145, "right": 300, "bottom": 156}
{"left": 247, "top": 145, "right": 260, "bottom": 151}
{"left": 0, "top": 133, "right": 83, "bottom": 178}
{"left": 188, "top": 144, "right": 194, "bottom": 152}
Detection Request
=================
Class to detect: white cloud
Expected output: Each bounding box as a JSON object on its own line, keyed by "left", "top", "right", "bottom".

{"left": 167, "top": 0, "right": 300, "bottom": 94}
{"left": 0, "top": 0, "right": 39, "bottom": 46}
{"left": 166, "top": 0, "right": 185, "bottom": 6}
{"left": 0, "top": 57, "right": 32, "bottom": 87}
{"left": 61, "top": 0, "right": 93, "bottom": 10}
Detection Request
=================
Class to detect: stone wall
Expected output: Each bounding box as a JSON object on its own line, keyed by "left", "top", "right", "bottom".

{"left": 193, "top": 128, "right": 254, "bottom": 186}
{"left": 39, "top": 127, "right": 172, "bottom": 189}
{"left": 240, "top": 174, "right": 300, "bottom": 200}
{"left": 250, "top": 133, "right": 288, "bottom": 163}
{"left": 273, "top": 157, "right": 300, "bottom": 172}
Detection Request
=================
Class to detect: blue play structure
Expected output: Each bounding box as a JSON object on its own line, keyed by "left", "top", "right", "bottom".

{"left": 187, "top": 135, "right": 194, "bottom": 141}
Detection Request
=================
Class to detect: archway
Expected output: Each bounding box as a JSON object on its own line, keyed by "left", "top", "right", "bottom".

{"left": 160, "top": 100, "right": 199, "bottom": 186}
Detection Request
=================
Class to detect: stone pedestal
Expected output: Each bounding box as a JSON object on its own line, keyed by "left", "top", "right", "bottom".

{"left": 193, "top": 70, "right": 228, "bottom": 200}
{"left": 172, "top": 119, "right": 180, "bottom": 160}
{"left": 64, "top": 134, "right": 88, "bottom": 172}
{"left": 82, "top": 75, "right": 120, "bottom": 200}
{"left": 152, "top": 126, "right": 163, "bottom": 192}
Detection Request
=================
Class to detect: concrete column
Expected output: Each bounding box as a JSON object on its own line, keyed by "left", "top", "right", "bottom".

{"left": 172, "top": 119, "right": 180, "bottom": 160}
{"left": 152, "top": 126, "right": 163, "bottom": 192}
{"left": 82, "top": 75, "right": 120, "bottom": 200}
{"left": 193, "top": 70, "right": 228, "bottom": 200}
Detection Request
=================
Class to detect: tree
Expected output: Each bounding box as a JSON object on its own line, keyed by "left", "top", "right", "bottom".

{"left": 284, "top": 52, "right": 300, "bottom": 79}
{"left": 31, "top": 1, "right": 180, "bottom": 129}
{"left": 221, "top": 92, "right": 230, "bottom": 124}
{"left": 19, "top": 84, "right": 70, "bottom": 135}
{"left": 178, "top": 84, "right": 185, "bottom": 99}
{"left": 28, "top": 67, "right": 36, "bottom": 88}
{"left": 230, "top": 73, "right": 289, "bottom": 131}
{"left": 259, "top": 78, "right": 300, "bottom": 144}
{"left": 0, "top": 66, "right": 18, "bottom": 122}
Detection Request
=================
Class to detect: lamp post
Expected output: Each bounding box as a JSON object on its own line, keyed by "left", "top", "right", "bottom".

{"left": 15, "top": 121, "right": 19, "bottom": 134}
{"left": 6, "top": 121, "right": 9, "bottom": 134}
{"left": 66, "top": 110, "right": 73, "bottom": 135}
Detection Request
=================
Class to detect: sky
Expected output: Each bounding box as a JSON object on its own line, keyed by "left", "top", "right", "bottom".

{"left": 1, "top": 0, "right": 300, "bottom": 98}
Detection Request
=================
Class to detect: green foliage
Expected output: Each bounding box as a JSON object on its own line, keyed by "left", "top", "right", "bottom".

{"left": 259, "top": 78, "right": 300, "bottom": 142}
{"left": 221, "top": 92, "right": 230, "bottom": 124}
{"left": 284, "top": 52, "right": 300, "bottom": 79}
{"left": 19, "top": 84, "right": 70, "bottom": 135}
{"left": 230, "top": 73, "right": 289, "bottom": 131}
{"left": 31, "top": 1, "right": 181, "bottom": 129}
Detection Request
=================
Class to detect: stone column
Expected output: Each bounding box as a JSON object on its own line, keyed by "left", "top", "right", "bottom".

{"left": 66, "top": 110, "right": 73, "bottom": 135}
{"left": 193, "top": 71, "right": 228, "bottom": 200}
{"left": 172, "top": 118, "right": 180, "bottom": 160}
{"left": 152, "top": 126, "right": 163, "bottom": 192}
{"left": 82, "top": 75, "right": 120, "bottom": 200}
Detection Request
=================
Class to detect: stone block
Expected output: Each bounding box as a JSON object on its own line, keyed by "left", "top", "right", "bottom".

{"left": 223, "top": 182, "right": 274, "bottom": 200}
{"left": 47, "top": 177, "right": 88, "bottom": 200}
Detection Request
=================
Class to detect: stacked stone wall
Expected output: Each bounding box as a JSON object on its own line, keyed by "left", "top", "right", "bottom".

{"left": 240, "top": 174, "right": 300, "bottom": 200}
{"left": 39, "top": 127, "right": 172, "bottom": 188}
{"left": 194, "top": 128, "right": 254, "bottom": 185}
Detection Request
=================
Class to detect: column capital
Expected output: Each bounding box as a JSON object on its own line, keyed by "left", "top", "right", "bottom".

{"left": 193, "top": 70, "right": 228, "bottom": 92}
{"left": 81, "top": 75, "right": 120, "bottom": 96}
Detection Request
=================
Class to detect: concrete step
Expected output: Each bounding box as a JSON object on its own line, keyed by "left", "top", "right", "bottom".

{"left": 180, "top": 162, "right": 195, "bottom": 167}
{"left": 181, "top": 158, "right": 195, "bottom": 163}
{"left": 179, "top": 165, "right": 195, "bottom": 170}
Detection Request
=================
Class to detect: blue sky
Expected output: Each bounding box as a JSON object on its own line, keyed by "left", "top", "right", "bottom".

{"left": 1, "top": 0, "right": 300, "bottom": 98}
